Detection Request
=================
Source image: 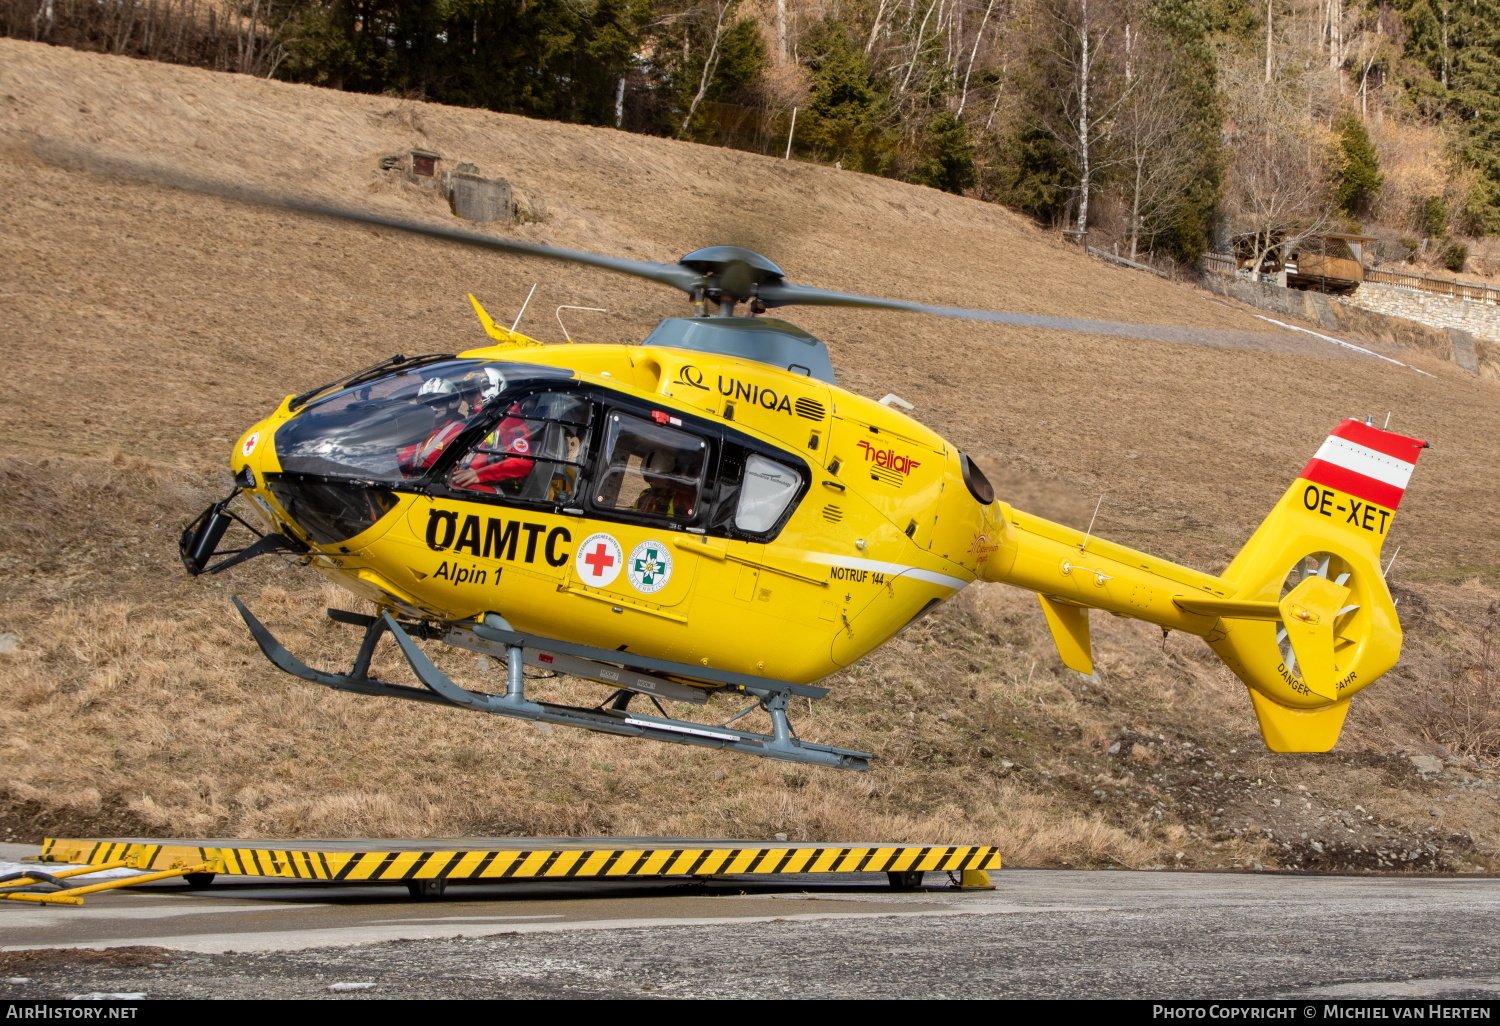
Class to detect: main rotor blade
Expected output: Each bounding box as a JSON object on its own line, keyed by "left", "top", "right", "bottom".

{"left": 758, "top": 281, "right": 1095, "bottom": 330}
{"left": 38, "top": 140, "right": 1308, "bottom": 354}
{"left": 276, "top": 198, "right": 704, "bottom": 296}
{"left": 35, "top": 140, "right": 703, "bottom": 296}
{"left": 759, "top": 281, "right": 1233, "bottom": 345}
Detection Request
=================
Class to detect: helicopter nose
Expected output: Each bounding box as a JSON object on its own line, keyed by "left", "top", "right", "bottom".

{"left": 264, "top": 475, "right": 400, "bottom": 546}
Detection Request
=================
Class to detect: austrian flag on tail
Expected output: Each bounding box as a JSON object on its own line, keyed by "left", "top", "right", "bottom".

{"left": 1300, "top": 419, "right": 1428, "bottom": 512}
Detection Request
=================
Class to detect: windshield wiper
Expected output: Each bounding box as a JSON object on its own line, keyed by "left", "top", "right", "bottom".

{"left": 289, "top": 353, "right": 457, "bottom": 412}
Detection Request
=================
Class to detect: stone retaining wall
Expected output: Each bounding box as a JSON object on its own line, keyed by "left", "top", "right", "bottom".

{"left": 1343, "top": 282, "right": 1500, "bottom": 345}
{"left": 1201, "top": 273, "right": 1499, "bottom": 379}
{"left": 1204, "top": 275, "right": 1345, "bottom": 331}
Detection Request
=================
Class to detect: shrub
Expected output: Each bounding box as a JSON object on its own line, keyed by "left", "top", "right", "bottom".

{"left": 1441, "top": 241, "right": 1469, "bottom": 272}
{"left": 1413, "top": 195, "right": 1449, "bottom": 238}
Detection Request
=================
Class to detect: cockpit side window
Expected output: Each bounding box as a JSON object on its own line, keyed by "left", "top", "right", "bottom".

{"left": 274, "top": 361, "right": 572, "bottom": 484}
{"left": 590, "top": 411, "right": 707, "bottom": 522}
{"left": 448, "top": 391, "right": 594, "bottom": 506}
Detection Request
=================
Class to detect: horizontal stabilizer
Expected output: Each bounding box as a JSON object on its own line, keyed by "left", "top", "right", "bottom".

{"left": 1174, "top": 596, "right": 1282, "bottom": 620}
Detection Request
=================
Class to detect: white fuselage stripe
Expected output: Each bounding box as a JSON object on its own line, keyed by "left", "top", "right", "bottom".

{"left": 1314, "top": 436, "right": 1415, "bottom": 489}
{"left": 802, "top": 553, "right": 972, "bottom": 591}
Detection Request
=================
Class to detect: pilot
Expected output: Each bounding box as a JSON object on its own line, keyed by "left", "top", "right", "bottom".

{"left": 397, "top": 377, "right": 471, "bottom": 475}
{"left": 633, "top": 450, "right": 695, "bottom": 517}
{"left": 398, "top": 370, "right": 501, "bottom": 477}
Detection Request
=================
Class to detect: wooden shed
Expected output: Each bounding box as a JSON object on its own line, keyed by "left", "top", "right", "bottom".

{"left": 1232, "top": 231, "right": 1376, "bottom": 295}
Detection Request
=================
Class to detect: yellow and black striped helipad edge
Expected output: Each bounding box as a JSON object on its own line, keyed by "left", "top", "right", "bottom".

{"left": 41, "top": 838, "right": 1000, "bottom": 882}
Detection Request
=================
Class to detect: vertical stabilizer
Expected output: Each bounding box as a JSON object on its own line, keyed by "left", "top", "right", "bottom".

{"left": 1209, "top": 419, "right": 1428, "bottom": 751}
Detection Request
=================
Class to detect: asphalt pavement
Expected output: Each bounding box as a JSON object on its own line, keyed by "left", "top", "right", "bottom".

{"left": 2, "top": 842, "right": 1499, "bottom": 1000}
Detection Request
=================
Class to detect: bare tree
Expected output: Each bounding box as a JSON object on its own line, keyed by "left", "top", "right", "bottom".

{"left": 864, "top": 0, "right": 889, "bottom": 55}
{"left": 2, "top": 0, "right": 296, "bottom": 73}
{"left": 1264, "top": 0, "right": 1274, "bottom": 84}
{"left": 1116, "top": 60, "right": 1200, "bottom": 260}
{"left": 1225, "top": 106, "right": 1339, "bottom": 277}
{"left": 955, "top": 0, "right": 998, "bottom": 117}
{"left": 895, "top": 0, "right": 939, "bottom": 101}
{"left": 1034, "top": 0, "right": 1133, "bottom": 234}
{"left": 1323, "top": 0, "right": 1342, "bottom": 70}
{"left": 679, "top": 0, "right": 733, "bottom": 136}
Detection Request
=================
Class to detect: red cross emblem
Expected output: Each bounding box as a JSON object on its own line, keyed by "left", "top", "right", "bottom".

{"left": 575, "top": 533, "right": 623, "bottom": 586}
{"left": 584, "top": 543, "right": 616, "bottom": 576}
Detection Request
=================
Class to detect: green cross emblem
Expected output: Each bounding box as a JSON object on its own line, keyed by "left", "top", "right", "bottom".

{"left": 632, "top": 547, "right": 666, "bottom": 584}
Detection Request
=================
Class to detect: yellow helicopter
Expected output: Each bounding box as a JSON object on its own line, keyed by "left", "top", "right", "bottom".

{"left": 176, "top": 191, "right": 1428, "bottom": 771}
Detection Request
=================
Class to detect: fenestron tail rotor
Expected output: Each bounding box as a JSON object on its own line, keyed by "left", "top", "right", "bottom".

{"left": 1277, "top": 552, "right": 1361, "bottom": 678}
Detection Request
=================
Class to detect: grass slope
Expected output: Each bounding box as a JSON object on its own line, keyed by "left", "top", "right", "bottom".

{"left": 2, "top": 39, "right": 1499, "bottom": 870}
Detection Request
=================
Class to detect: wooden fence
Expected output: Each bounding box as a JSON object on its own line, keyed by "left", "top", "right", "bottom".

{"left": 1364, "top": 268, "right": 1500, "bottom": 305}
{"left": 1201, "top": 252, "right": 1235, "bottom": 275}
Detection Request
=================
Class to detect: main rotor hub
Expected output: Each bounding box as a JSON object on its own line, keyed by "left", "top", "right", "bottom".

{"left": 678, "top": 246, "right": 787, "bottom": 315}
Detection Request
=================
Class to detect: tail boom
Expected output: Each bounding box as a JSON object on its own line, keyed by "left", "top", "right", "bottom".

{"left": 979, "top": 419, "right": 1427, "bottom": 753}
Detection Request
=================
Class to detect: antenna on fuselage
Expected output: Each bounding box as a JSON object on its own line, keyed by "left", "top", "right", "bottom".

{"left": 1081, "top": 492, "right": 1106, "bottom": 553}
{"left": 511, "top": 284, "right": 538, "bottom": 333}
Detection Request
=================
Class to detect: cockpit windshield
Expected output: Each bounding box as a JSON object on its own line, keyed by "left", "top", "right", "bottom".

{"left": 274, "top": 360, "right": 572, "bottom": 482}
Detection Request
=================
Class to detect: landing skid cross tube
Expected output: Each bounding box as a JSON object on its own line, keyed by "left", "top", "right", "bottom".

{"left": 232, "top": 599, "right": 871, "bottom": 771}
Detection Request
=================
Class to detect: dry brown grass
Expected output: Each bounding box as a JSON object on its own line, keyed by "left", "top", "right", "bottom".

{"left": 1372, "top": 588, "right": 1500, "bottom": 760}
{"left": 0, "top": 496, "right": 1170, "bottom": 866}
{"left": 1, "top": 40, "right": 1499, "bottom": 870}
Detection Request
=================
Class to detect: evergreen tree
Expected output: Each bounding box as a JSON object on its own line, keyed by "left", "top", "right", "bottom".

{"left": 280, "top": 0, "right": 646, "bottom": 125}
{"left": 912, "top": 112, "right": 976, "bottom": 194}
{"left": 1333, "top": 111, "right": 1383, "bottom": 219}
{"left": 1394, "top": 0, "right": 1500, "bottom": 233}
{"left": 982, "top": 125, "right": 1076, "bottom": 222}
{"left": 1138, "top": 0, "right": 1225, "bottom": 262}
{"left": 798, "top": 21, "right": 891, "bottom": 172}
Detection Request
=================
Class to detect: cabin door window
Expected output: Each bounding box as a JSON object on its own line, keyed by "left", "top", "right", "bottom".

{"left": 591, "top": 412, "right": 708, "bottom": 522}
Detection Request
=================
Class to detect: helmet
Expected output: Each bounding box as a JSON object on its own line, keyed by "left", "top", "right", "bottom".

{"left": 642, "top": 449, "right": 677, "bottom": 476}
{"left": 418, "top": 377, "right": 458, "bottom": 398}
{"left": 481, "top": 367, "right": 506, "bottom": 402}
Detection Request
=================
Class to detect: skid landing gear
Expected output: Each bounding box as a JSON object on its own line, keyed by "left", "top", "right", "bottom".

{"left": 232, "top": 599, "right": 872, "bottom": 771}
